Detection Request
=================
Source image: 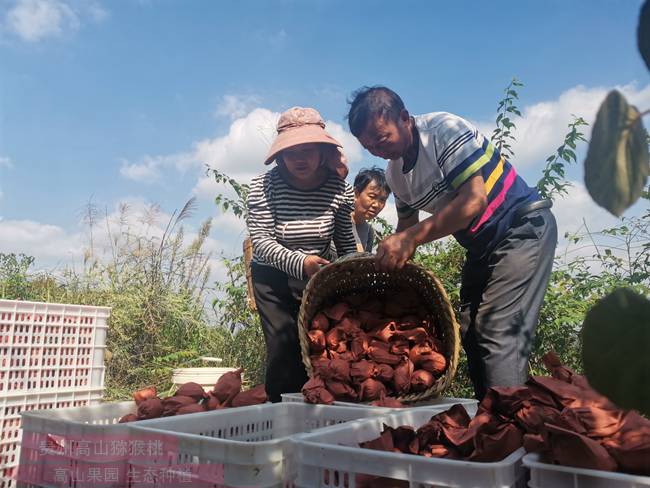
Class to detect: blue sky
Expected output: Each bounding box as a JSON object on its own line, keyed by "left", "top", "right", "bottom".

{"left": 0, "top": 0, "right": 648, "bottom": 274}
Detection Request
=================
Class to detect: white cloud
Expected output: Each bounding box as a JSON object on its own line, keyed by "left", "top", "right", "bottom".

{"left": 119, "top": 102, "right": 365, "bottom": 198}
{"left": 551, "top": 181, "right": 621, "bottom": 243}
{"left": 5, "top": 0, "right": 79, "bottom": 42}
{"left": 550, "top": 180, "right": 650, "bottom": 271}
{"left": 474, "top": 82, "right": 650, "bottom": 169}
{"left": 119, "top": 152, "right": 194, "bottom": 182}
{"left": 0, "top": 198, "right": 231, "bottom": 280}
{"left": 192, "top": 107, "right": 278, "bottom": 185}
{"left": 0, "top": 219, "right": 84, "bottom": 265}
{"left": 215, "top": 94, "right": 262, "bottom": 121}
{"left": 119, "top": 156, "right": 162, "bottom": 182}
{"left": 4, "top": 0, "right": 107, "bottom": 43}
{"left": 0, "top": 156, "right": 12, "bottom": 168}
{"left": 324, "top": 119, "right": 364, "bottom": 165}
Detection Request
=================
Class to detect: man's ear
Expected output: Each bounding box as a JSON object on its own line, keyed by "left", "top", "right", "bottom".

{"left": 399, "top": 108, "right": 410, "bottom": 122}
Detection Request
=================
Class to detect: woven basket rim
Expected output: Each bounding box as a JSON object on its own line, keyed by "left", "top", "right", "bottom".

{"left": 297, "top": 254, "right": 461, "bottom": 403}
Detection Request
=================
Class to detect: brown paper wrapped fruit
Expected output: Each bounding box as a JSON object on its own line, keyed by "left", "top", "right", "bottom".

{"left": 118, "top": 370, "right": 268, "bottom": 423}
{"left": 300, "top": 288, "right": 451, "bottom": 406}
{"left": 355, "top": 352, "right": 650, "bottom": 478}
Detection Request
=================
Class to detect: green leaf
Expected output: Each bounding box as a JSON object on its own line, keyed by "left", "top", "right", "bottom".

{"left": 563, "top": 148, "right": 577, "bottom": 162}
{"left": 584, "top": 90, "right": 650, "bottom": 217}
{"left": 582, "top": 288, "right": 650, "bottom": 415}
{"left": 638, "top": 0, "right": 650, "bottom": 71}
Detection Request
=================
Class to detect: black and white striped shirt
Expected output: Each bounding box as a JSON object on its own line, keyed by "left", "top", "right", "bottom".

{"left": 247, "top": 167, "right": 357, "bottom": 280}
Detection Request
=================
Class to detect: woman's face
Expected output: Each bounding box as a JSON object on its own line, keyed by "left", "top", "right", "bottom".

{"left": 281, "top": 143, "right": 322, "bottom": 181}
{"left": 355, "top": 180, "right": 389, "bottom": 221}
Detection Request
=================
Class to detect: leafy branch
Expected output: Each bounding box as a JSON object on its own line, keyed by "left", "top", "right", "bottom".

{"left": 211, "top": 167, "right": 250, "bottom": 219}
{"left": 492, "top": 77, "right": 524, "bottom": 160}
{"left": 537, "top": 116, "right": 589, "bottom": 200}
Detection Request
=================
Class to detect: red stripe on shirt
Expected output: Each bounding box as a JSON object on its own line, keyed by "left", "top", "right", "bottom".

{"left": 470, "top": 167, "right": 517, "bottom": 233}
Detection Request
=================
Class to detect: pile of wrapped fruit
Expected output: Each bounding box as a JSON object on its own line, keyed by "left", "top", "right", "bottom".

{"left": 355, "top": 351, "right": 649, "bottom": 486}
{"left": 118, "top": 368, "right": 267, "bottom": 422}
{"left": 301, "top": 290, "right": 448, "bottom": 406}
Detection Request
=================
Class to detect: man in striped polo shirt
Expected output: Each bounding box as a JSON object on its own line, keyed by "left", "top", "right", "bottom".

{"left": 347, "top": 86, "right": 557, "bottom": 400}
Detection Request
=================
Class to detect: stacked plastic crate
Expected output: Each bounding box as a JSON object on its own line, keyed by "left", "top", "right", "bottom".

{"left": 0, "top": 300, "right": 109, "bottom": 488}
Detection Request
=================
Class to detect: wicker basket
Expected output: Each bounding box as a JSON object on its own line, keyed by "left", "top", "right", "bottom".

{"left": 297, "top": 253, "right": 461, "bottom": 403}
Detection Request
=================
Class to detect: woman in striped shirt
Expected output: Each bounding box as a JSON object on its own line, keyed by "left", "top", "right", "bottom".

{"left": 246, "top": 107, "right": 357, "bottom": 402}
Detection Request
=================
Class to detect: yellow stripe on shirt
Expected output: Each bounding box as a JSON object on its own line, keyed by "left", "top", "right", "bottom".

{"left": 450, "top": 142, "right": 496, "bottom": 189}
{"left": 484, "top": 157, "right": 505, "bottom": 195}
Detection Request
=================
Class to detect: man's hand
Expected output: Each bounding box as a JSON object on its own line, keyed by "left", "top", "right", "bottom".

{"left": 304, "top": 255, "right": 330, "bottom": 278}
{"left": 375, "top": 232, "right": 416, "bottom": 272}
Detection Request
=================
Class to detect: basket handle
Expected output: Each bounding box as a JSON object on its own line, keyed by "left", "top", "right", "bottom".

{"left": 309, "top": 252, "right": 374, "bottom": 280}
{"left": 332, "top": 251, "right": 374, "bottom": 264}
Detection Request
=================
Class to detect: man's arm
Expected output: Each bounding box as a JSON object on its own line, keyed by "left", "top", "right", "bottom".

{"left": 406, "top": 173, "right": 487, "bottom": 246}
{"left": 376, "top": 173, "right": 487, "bottom": 271}
{"left": 396, "top": 213, "right": 419, "bottom": 233}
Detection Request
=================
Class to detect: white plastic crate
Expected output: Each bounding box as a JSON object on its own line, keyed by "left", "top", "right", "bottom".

{"left": 128, "top": 402, "right": 395, "bottom": 488}
{"left": 0, "top": 300, "right": 110, "bottom": 394}
{"left": 16, "top": 399, "right": 131, "bottom": 488}
{"left": 293, "top": 405, "right": 527, "bottom": 488}
{"left": 2, "top": 388, "right": 104, "bottom": 488}
{"left": 523, "top": 453, "right": 650, "bottom": 488}
{"left": 281, "top": 392, "right": 477, "bottom": 410}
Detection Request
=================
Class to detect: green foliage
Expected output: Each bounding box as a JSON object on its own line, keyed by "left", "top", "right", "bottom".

{"left": 582, "top": 288, "right": 650, "bottom": 415}
{"left": 210, "top": 253, "right": 266, "bottom": 386}
{"left": 578, "top": 6, "right": 650, "bottom": 413}
{"left": 209, "top": 165, "right": 267, "bottom": 385}
{"left": 0, "top": 200, "right": 248, "bottom": 401}
{"left": 492, "top": 77, "right": 524, "bottom": 160}
{"left": 413, "top": 240, "right": 475, "bottom": 398}
{"left": 584, "top": 90, "right": 650, "bottom": 216}
{"left": 537, "top": 116, "right": 589, "bottom": 200}
{"left": 209, "top": 322, "right": 266, "bottom": 388}
{"left": 0, "top": 253, "right": 35, "bottom": 300}
{"left": 371, "top": 216, "right": 395, "bottom": 242}
{"left": 212, "top": 256, "right": 256, "bottom": 331}
{"left": 211, "top": 167, "right": 250, "bottom": 219}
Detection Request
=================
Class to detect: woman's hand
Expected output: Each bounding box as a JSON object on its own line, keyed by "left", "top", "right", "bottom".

{"left": 304, "top": 255, "right": 330, "bottom": 278}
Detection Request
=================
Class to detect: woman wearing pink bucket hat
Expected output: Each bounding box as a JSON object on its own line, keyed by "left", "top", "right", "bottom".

{"left": 246, "top": 107, "right": 358, "bottom": 401}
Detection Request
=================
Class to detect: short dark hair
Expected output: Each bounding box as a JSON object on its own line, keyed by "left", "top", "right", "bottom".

{"left": 347, "top": 86, "right": 406, "bottom": 137}
{"left": 353, "top": 166, "right": 391, "bottom": 195}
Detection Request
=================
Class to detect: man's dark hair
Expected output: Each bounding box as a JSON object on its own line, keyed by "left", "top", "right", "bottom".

{"left": 347, "top": 86, "right": 406, "bottom": 137}
{"left": 353, "top": 166, "right": 392, "bottom": 195}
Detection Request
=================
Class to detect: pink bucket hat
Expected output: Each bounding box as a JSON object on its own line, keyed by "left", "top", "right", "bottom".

{"left": 264, "top": 107, "right": 349, "bottom": 178}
